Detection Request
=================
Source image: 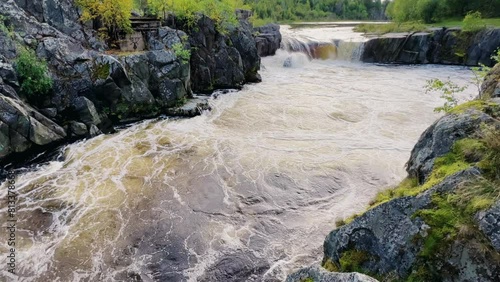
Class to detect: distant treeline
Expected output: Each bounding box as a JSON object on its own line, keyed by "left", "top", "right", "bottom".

{"left": 246, "top": 0, "right": 390, "bottom": 21}
{"left": 386, "top": 0, "right": 500, "bottom": 23}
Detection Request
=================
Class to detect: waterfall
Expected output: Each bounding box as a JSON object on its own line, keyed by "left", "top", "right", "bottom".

{"left": 280, "top": 25, "right": 366, "bottom": 62}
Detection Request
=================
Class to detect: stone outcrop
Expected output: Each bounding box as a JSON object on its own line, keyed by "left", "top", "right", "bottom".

{"left": 254, "top": 23, "right": 282, "bottom": 57}
{"left": 406, "top": 110, "right": 494, "bottom": 183}
{"left": 0, "top": 92, "right": 66, "bottom": 158}
{"left": 0, "top": 1, "right": 271, "bottom": 164}
{"left": 286, "top": 265, "right": 378, "bottom": 282}
{"left": 362, "top": 28, "right": 500, "bottom": 66}
{"left": 172, "top": 14, "right": 261, "bottom": 93}
{"left": 481, "top": 63, "right": 500, "bottom": 98}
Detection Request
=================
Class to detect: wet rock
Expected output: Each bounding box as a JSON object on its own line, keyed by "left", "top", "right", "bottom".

{"left": 88, "top": 124, "right": 101, "bottom": 137}
{"left": 477, "top": 202, "right": 500, "bottom": 252}
{"left": 254, "top": 24, "right": 282, "bottom": 57}
{"left": 165, "top": 96, "right": 211, "bottom": 117}
{"left": 283, "top": 57, "right": 293, "bottom": 68}
{"left": 0, "top": 95, "right": 66, "bottom": 158}
{"left": 0, "top": 62, "right": 18, "bottom": 87}
{"left": 69, "top": 121, "right": 87, "bottom": 137}
{"left": 40, "top": 108, "right": 57, "bottom": 119}
{"left": 70, "top": 96, "right": 101, "bottom": 125}
{"left": 0, "top": 82, "right": 19, "bottom": 99}
{"left": 198, "top": 251, "right": 270, "bottom": 282}
{"left": 406, "top": 110, "right": 494, "bottom": 183}
{"left": 286, "top": 265, "right": 378, "bottom": 282}
{"left": 229, "top": 19, "right": 261, "bottom": 83}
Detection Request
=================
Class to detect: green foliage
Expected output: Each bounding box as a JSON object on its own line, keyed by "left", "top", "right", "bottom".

{"left": 300, "top": 278, "right": 314, "bottom": 282}
{"left": 0, "top": 15, "right": 8, "bottom": 33}
{"left": 14, "top": 48, "right": 53, "bottom": 99}
{"left": 322, "top": 258, "right": 340, "bottom": 272}
{"left": 249, "top": 0, "right": 388, "bottom": 22}
{"left": 354, "top": 21, "right": 427, "bottom": 34}
{"left": 386, "top": 0, "right": 500, "bottom": 24}
{"left": 148, "top": 0, "right": 246, "bottom": 32}
{"left": 462, "top": 11, "right": 486, "bottom": 32}
{"left": 338, "top": 250, "right": 372, "bottom": 272}
{"left": 425, "top": 78, "right": 466, "bottom": 113}
{"left": 471, "top": 48, "right": 500, "bottom": 97}
{"left": 76, "top": 0, "right": 133, "bottom": 42}
{"left": 172, "top": 42, "right": 191, "bottom": 63}
{"left": 479, "top": 125, "right": 500, "bottom": 178}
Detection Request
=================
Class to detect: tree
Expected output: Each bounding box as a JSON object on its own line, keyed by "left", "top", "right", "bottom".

{"left": 76, "top": 0, "right": 134, "bottom": 41}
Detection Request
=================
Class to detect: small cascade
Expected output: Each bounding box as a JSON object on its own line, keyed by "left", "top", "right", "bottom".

{"left": 280, "top": 25, "right": 366, "bottom": 62}
{"left": 336, "top": 40, "right": 365, "bottom": 61}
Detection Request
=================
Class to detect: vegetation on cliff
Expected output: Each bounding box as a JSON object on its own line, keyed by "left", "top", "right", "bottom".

{"left": 14, "top": 48, "right": 53, "bottom": 103}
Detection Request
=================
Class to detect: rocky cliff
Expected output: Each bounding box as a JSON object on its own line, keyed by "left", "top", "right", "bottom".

{"left": 288, "top": 60, "right": 500, "bottom": 281}
{"left": 0, "top": 0, "right": 273, "bottom": 165}
{"left": 362, "top": 28, "right": 500, "bottom": 66}
{"left": 254, "top": 23, "right": 282, "bottom": 57}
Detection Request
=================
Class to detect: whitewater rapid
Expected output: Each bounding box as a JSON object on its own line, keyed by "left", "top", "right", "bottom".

{"left": 0, "top": 25, "right": 477, "bottom": 282}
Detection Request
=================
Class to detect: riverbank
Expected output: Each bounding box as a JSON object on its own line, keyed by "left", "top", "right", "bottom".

{"left": 0, "top": 1, "right": 282, "bottom": 167}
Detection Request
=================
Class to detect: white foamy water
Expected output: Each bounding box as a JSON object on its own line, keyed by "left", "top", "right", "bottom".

{"left": 0, "top": 26, "right": 477, "bottom": 282}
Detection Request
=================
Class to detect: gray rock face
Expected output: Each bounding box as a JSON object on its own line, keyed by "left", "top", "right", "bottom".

{"left": 477, "top": 202, "right": 500, "bottom": 252}
{"left": 406, "top": 110, "right": 494, "bottom": 183}
{"left": 70, "top": 96, "right": 101, "bottom": 125}
{"left": 286, "top": 265, "right": 378, "bottom": 282}
{"left": 13, "top": 0, "right": 103, "bottom": 50}
{"left": 481, "top": 63, "right": 500, "bottom": 98}
{"left": 254, "top": 24, "right": 282, "bottom": 57}
{"left": 0, "top": 94, "right": 66, "bottom": 158}
{"left": 68, "top": 121, "right": 87, "bottom": 137}
{"left": 175, "top": 14, "right": 260, "bottom": 93}
{"left": 362, "top": 28, "right": 500, "bottom": 66}
{"left": 322, "top": 169, "right": 500, "bottom": 281}
{"left": 0, "top": 62, "right": 18, "bottom": 87}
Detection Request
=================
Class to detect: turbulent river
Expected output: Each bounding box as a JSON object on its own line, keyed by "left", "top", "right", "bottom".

{"left": 1, "top": 24, "right": 476, "bottom": 282}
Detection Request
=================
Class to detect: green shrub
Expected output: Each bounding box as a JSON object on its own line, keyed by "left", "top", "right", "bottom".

{"left": 425, "top": 78, "right": 466, "bottom": 113}
{"left": 15, "top": 48, "right": 53, "bottom": 99}
{"left": 172, "top": 43, "right": 191, "bottom": 64}
{"left": 462, "top": 11, "right": 486, "bottom": 32}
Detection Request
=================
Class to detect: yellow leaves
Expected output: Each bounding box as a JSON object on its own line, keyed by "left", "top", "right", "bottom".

{"left": 76, "top": 0, "right": 133, "bottom": 34}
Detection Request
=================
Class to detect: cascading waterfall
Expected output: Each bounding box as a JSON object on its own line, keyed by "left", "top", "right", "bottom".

{"left": 280, "top": 24, "right": 367, "bottom": 62}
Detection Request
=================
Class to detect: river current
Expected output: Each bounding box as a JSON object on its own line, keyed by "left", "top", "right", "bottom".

{"left": 1, "top": 25, "right": 476, "bottom": 281}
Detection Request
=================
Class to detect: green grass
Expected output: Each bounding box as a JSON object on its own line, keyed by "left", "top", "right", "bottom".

{"left": 354, "top": 21, "right": 428, "bottom": 34}
{"left": 354, "top": 17, "right": 500, "bottom": 35}
{"left": 429, "top": 17, "right": 500, "bottom": 28}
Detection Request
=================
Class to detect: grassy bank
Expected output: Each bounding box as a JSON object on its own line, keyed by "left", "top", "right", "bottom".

{"left": 354, "top": 17, "right": 500, "bottom": 34}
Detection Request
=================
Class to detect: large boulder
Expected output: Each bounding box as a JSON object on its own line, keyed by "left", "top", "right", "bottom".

{"left": 478, "top": 202, "right": 500, "bottom": 252}
{"left": 322, "top": 169, "right": 499, "bottom": 281}
{"left": 0, "top": 93, "right": 66, "bottom": 159}
{"left": 254, "top": 23, "right": 282, "bottom": 57}
{"left": 406, "top": 110, "right": 494, "bottom": 183}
